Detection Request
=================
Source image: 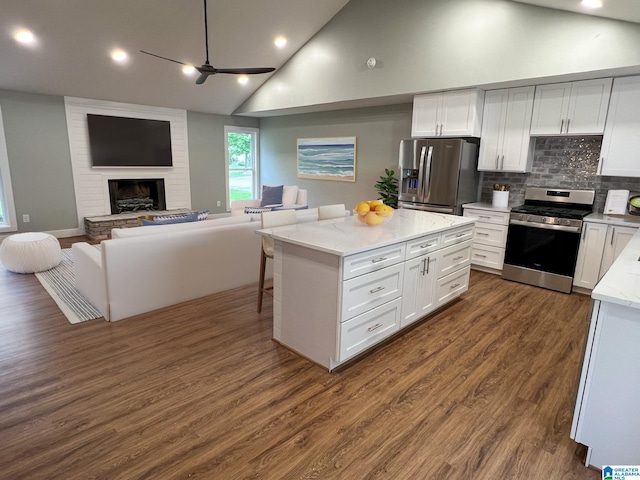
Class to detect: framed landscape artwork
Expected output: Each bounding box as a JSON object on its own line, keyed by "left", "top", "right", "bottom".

{"left": 297, "top": 136, "right": 356, "bottom": 182}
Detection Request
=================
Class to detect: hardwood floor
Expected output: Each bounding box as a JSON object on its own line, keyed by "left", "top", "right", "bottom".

{"left": 0, "top": 238, "right": 599, "bottom": 479}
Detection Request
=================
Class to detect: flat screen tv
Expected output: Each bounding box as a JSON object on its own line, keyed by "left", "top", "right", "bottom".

{"left": 87, "top": 114, "right": 173, "bottom": 167}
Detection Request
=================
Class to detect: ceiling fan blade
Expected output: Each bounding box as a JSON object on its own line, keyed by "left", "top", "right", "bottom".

{"left": 195, "top": 73, "right": 210, "bottom": 85}
{"left": 215, "top": 67, "right": 276, "bottom": 75}
{"left": 140, "top": 50, "right": 188, "bottom": 66}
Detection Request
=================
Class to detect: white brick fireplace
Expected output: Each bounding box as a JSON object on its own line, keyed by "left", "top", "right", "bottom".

{"left": 64, "top": 97, "right": 191, "bottom": 234}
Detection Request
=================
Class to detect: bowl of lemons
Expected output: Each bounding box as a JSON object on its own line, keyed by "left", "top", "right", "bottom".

{"left": 353, "top": 200, "right": 395, "bottom": 226}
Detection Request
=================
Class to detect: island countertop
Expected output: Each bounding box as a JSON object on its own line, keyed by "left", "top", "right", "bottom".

{"left": 257, "top": 208, "right": 475, "bottom": 257}
{"left": 592, "top": 227, "right": 640, "bottom": 309}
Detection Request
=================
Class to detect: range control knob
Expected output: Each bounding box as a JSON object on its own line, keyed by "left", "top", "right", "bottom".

{"left": 563, "top": 219, "right": 571, "bottom": 226}
{"left": 542, "top": 217, "right": 547, "bottom": 223}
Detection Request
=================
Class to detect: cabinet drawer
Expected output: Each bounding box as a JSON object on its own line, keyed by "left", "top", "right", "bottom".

{"left": 343, "top": 243, "right": 406, "bottom": 280}
{"left": 342, "top": 263, "right": 404, "bottom": 321}
{"left": 473, "top": 223, "right": 507, "bottom": 248}
{"left": 405, "top": 233, "right": 441, "bottom": 260}
{"left": 436, "top": 266, "right": 470, "bottom": 306}
{"left": 463, "top": 208, "right": 509, "bottom": 225}
{"left": 470, "top": 244, "right": 505, "bottom": 270}
{"left": 338, "top": 297, "right": 401, "bottom": 362}
{"left": 441, "top": 225, "right": 474, "bottom": 247}
{"left": 437, "top": 240, "right": 472, "bottom": 277}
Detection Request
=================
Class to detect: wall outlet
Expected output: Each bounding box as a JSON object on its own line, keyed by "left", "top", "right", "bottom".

{"left": 216, "top": 201, "right": 221, "bottom": 207}
{"left": 22, "top": 214, "right": 30, "bottom": 223}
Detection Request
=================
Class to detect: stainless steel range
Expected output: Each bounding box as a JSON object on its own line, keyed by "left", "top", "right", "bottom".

{"left": 502, "top": 187, "right": 595, "bottom": 293}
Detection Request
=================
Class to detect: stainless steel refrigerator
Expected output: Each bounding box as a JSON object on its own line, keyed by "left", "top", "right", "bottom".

{"left": 397, "top": 138, "right": 479, "bottom": 215}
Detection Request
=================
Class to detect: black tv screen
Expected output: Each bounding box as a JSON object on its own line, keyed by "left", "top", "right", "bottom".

{"left": 87, "top": 114, "right": 173, "bottom": 167}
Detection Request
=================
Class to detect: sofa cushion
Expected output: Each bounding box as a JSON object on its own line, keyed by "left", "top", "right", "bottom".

{"left": 260, "top": 185, "right": 283, "bottom": 207}
{"left": 141, "top": 212, "right": 199, "bottom": 225}
{"left": 282, "top": 186, "right": 299, "bottom": 205}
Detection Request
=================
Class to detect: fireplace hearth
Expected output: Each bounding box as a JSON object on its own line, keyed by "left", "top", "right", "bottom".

{"left": 108, "top": 179, "right": 166, "bottom": 214}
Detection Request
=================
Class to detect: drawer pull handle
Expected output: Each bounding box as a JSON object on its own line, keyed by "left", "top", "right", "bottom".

{"left": 474, "top": 254, "right": 487, "bottom": 258}
{"left": 450, "top": 283, "right": 461, "bottom": 289}
{"left": 420, "top": 243, "right": 434, "bottom": 249}
{"left": 453, "top": 255, "right": 464, "bottom": 261}
{"left": 478, "top": 232, "right": 489, "bottom": 236}
{"left": 369, "top": 286, "right": 386, "bottom": 294}
{"left": 371, "top": 257, "right": 387, "bottom": 263}
{"left": 479, "top": 215, "right": 491, "bottom": 219}
{"left": 368, "top": 323, "right": 383, "bottom": 332}
{"left": 455, "top": 233, "right": 466, "bottom": 238}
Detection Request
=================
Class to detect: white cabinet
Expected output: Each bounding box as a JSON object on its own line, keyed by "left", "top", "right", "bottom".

{"left": 478, "top": 87, "right": 534, "bottom": 172}
{"left": 573, "top": 222, "right": 638, "bottom": 290}
{"left": 598, "top": 76, "right": 640, "bottom": 177}
{"left": 600, "top": 225, "right": 637, "bottom": 277}
{"left": 401, "top": 253, "right": 437, "bottom": 328}
{"left": 573, "top": 222, "right": 608, "bottom": 290}
{"left": 463, "top": 205, "right": 510, "bottom": 273}
{"left": 530, "top": 78, "right": 612, "bottom": 135}
{"left": 412, "top": 89, "right": 484, "bottom": 137}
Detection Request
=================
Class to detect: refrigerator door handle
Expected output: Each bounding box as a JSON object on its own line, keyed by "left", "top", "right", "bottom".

{"left": 417, "top": 146, "right": 427, "bottom": 200}
{"left": 423, "top": 145, "right": 434, "bottom": 202}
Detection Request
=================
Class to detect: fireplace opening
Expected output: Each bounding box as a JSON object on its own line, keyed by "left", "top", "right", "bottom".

{"left": 108, "top": 178, "right": 166, "bottom": 214}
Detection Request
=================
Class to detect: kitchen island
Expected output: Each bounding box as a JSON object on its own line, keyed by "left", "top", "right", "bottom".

{"left": 571, "top": 226, "right": 640, "bottom": 467}
{"left": 257, "top": 209, "right": 475, "bottom": 370}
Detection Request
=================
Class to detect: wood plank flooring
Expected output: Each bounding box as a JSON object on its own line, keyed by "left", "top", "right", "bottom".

{"left": 0, "top": 237, "right": 599, "bottom": 479}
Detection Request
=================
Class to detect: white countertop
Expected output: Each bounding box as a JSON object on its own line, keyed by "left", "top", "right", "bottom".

{"left": 592, "top": 227, "right": 640, "bottom": 309}
{"left": 257, "top": 209, "right": 475, "bottom": 257}
{"left": 585, "top": 213, "right": 640, "bottom": 228}
{"left": 463, "top": 202, "right": 511, "bottom": 213}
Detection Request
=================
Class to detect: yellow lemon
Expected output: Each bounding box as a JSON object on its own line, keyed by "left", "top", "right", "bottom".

{"left": 356, "top": 213, "right": 367, "bottom": 223}
{"left": 364, "top": 211, "right": 384, "bottom": 226}
{"left": 376, "top": 204, "right": 394, "bottom": 217}
{"left": 355, "top": 201, "right": 370, "bottom": 214}
{"left": 369, "top": 200, "right": 383, "bottom": 209}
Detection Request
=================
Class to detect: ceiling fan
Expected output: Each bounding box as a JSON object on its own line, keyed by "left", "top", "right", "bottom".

{"left": 140, "top": 0, "right": 276, "bottom": 85}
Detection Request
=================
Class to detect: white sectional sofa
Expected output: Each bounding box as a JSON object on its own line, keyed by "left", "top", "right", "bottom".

{"left": 72, "top": 208, "right": 323, "bottom": 322}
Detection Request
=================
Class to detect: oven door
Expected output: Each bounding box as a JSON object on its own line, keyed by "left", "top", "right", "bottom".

{"left": 502, "top": 220, "right": 581, "bottom": 293}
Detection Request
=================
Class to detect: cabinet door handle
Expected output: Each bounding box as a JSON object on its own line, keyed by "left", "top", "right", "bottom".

{"left": 495, "top": 155, "right": 499, "bottom": 170}
{"left": 560, "top": 119, "right": 564, "bottom": 134}
{"left": 582, "top": 227, "right": 587, "bottom": 241}
{"left": 566, "top": 118, "right": 570, "bottom": 133}
{"left": 369, "top": 286, "right": 385, "bottom": 294}
{"left": 421, "top": 257, "right": 426, "bottom": 276}
{"left": 368, "top": 323, "right": 383, "bottom": 332}
{"left": 474, "top": 254, "right": 487, "bottom": 258}
{"left": 371, "top": 257, "right": 387, "bottom": 263}
{"left": 453, "top": 255, "right": 464, "bottom": 261}
{"left": 611, "top": 228, "right": 615, "bottom": 245}
{"left": 450, "top": 283, "right": 461, "bottom": 289}
{"left": 597, "top": 158, "right": 604, "bottom": 175}
{"left": 478, "top": 232, "right": 489, "bottom": 236}
{"left": 426, "top": 256, "right": 430, "bottom": 275}
{"left": 435, "top": 122, "right": 439, "bottom": 135}
{"left": 500, "top": 155, "right": 504, "bottom": 170}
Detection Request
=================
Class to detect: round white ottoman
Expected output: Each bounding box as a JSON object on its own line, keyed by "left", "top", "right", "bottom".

{"left": 0, "top": 232, "right": 62, "bottom": 273}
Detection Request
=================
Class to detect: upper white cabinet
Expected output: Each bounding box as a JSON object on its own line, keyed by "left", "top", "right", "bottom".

{"left": 598, "top": 76, "right": 640, "bottom": 177}
{"left": 477, "top": 86, "right": 534, "bottom": 172}
{"left": 412, "top": 89, "right": 484, "bottom": 137}
{"left": 530, "top": 78, "right": 612, "bottom": 135}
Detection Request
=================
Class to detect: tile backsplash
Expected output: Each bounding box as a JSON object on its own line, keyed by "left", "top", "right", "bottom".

{"left": 479, "top": 136, "right": 640, "bottom": 213}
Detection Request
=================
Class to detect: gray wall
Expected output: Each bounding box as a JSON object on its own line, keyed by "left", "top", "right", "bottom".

{"left": 187, "top": 111, "right": 259, "bottom": 214}
{"left": 0, "top": 89, "right": 77, "bottom": 232}
{"left": 260, "top": 104, "right": 412, "bottom": 209}
{"left": 237, "top": 0, "right": 640, "bottom": 115}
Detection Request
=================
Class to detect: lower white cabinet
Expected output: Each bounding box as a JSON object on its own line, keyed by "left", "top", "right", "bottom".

{"left": 573, "top": 222, "right": 638, "bottom": 290}
{"left": 463, "top": 205, "right": 510, "bottom": 273}
{"left": 401, "top": 254, "right": 437, "bottom": 328}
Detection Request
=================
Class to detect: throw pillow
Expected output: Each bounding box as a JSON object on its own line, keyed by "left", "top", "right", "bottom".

{"left": 244, "top": 206, "right": 275, "bottom": 214}
{"left": 141, "top": 212, "right": 199, "bottom": 225}
{"left": 196, "top": 210, "right": 209, "bottom": 221}
{"left": 260, "top": 185, "right": 283, "bottom": 207}
{"left": 282, "top": 186, "right": 299, "bottom": 205}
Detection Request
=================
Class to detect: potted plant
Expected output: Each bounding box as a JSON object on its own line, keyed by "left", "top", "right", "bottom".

{"left": 374, "top": 168, "right": 399, "bottom": 209}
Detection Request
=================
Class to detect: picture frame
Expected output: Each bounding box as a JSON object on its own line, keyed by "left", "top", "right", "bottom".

{"left": 297, "top": 136, "right": 356, "bottom": 182}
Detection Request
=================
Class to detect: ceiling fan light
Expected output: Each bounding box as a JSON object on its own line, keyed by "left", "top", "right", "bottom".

{"left": 237, "top": 76, "right": 249, "bottom": 85}
{"left": 581, "top": 0, "right": 603, "bottom": 9}
{"left": 182, "top": 65, "right": 196, "bottom": 75}
{"left": 14, "top": 29, "right": 35, "bottom": 44}
{"left": 274, "top": 36, "right": 287, "bottom": 48}
{"left": 111, "top": 49, "right": 128, "bottom": 62}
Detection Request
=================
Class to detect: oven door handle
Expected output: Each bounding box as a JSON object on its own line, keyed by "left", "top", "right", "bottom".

{"left": 509, "top": 219, "right": 581, "bottom": 234}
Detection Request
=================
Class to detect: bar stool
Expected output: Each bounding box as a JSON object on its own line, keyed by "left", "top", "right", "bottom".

{"left": 258, "top": 209, "right": 297, "bottom": 312}
{"left": 318, "top": 204, "right": 347, "bottom": 220}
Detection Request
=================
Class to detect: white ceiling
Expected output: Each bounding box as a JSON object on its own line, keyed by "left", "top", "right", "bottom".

{"left": 0, "top": 0, "right": 349, "bottom": 115}
{"left": 1, "top": 0, "right": 638, "bottom": 117}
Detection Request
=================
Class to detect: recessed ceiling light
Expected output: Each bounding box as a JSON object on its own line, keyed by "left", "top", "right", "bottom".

{"left": 111, "top": 49, "right": 128, "bottom": 62}
{"left": 581, "top": 0, "right": 603, "bottom": 8}
{"left": 237, "top": 75, "right": 249, "bottom": 85}
{"left": 14, "top": 29, "right": 35, "bottom": 44}
{"left": 182, "top": 65, "right": 196, "bottom": 75}
{"left": 274, "top": 36, "right": 287, "bottom": 48}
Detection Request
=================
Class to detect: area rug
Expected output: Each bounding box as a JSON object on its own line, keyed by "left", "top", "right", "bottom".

{"left": 35, "top": 248, "right": 102, "bottom": 324}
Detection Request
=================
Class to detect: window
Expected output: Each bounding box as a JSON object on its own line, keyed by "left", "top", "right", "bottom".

{"left": 0, "top": 106, "right": 17, "bottom": 233}
{"left": 225, "top": 126, "right": 259, "bottom": 210}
